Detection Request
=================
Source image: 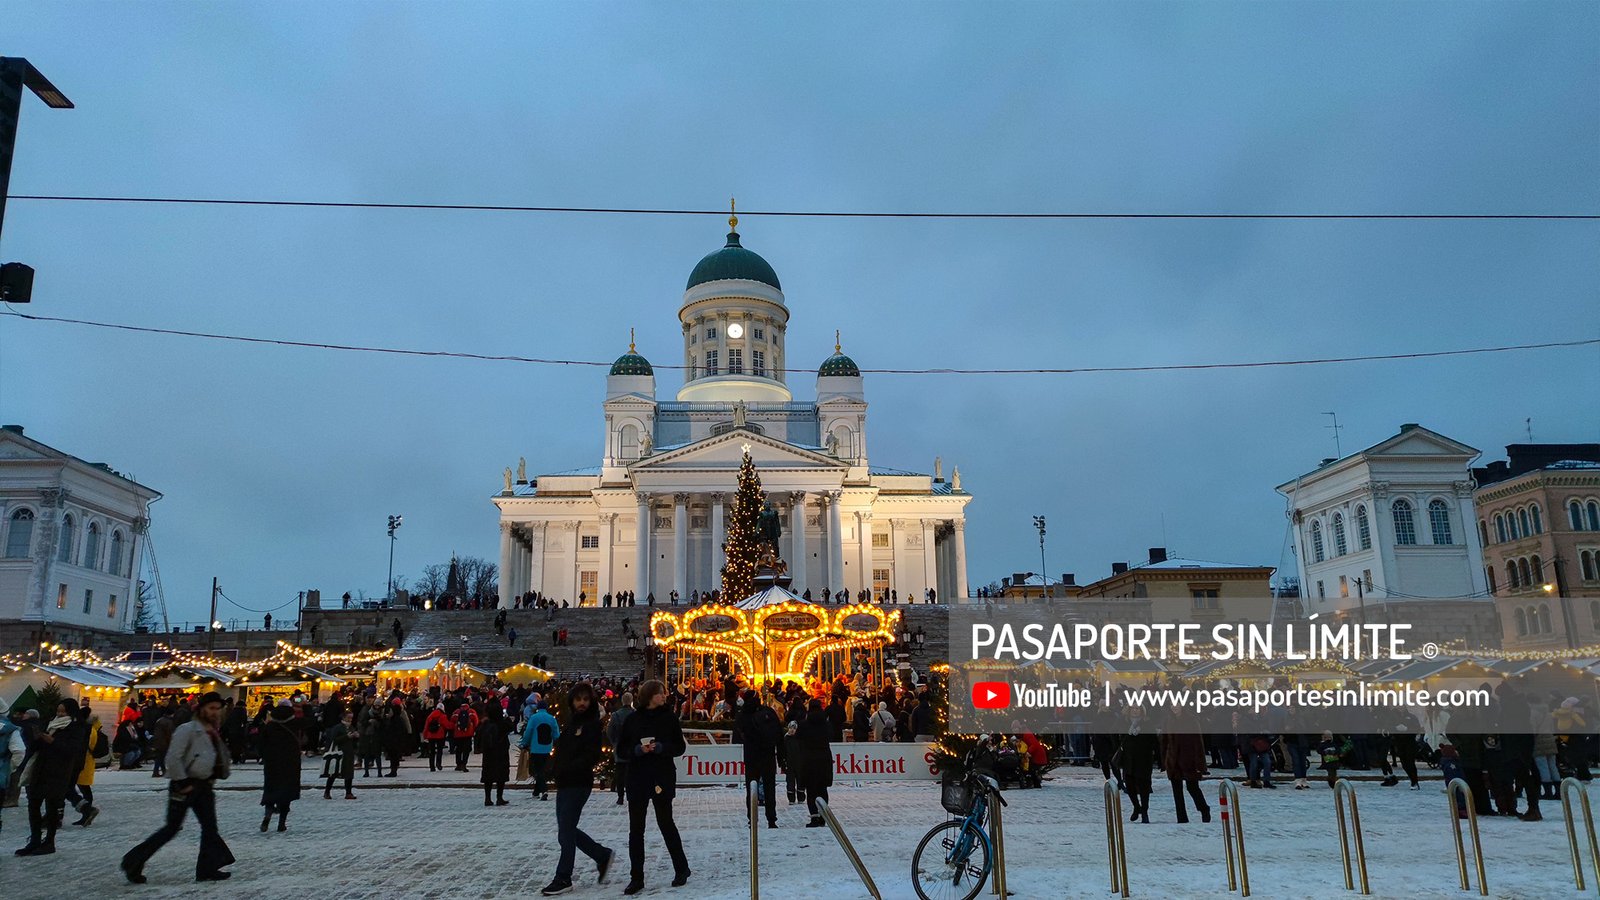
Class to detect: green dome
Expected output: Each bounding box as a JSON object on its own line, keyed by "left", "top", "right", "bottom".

{"left": 818, "top": 352, "right": 860, "bottom": 377}
{"left": 609, "top": 351, "right": 653, "bottom": 376}
{"left": 687, "top": 231, "right": 781, "bottom": 291}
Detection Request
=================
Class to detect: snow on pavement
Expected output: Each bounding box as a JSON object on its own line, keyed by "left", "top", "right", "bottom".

{"left": 4, "top": 762, "right": 1588, "bottom": 899}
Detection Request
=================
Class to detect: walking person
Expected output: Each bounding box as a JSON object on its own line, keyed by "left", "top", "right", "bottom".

{"left": 120, "top": 692, "right": 236, "bottom": 883}
{"left": 150, "top": 706, "right": 174, "bottom": 778}
{"left": 1119, "top": 708, "right": 1158, "bottom": 824}
{"left": 322, "top": 708, "right": 358, "bottom": 800}
{"left": 1160, "top": 708, "right": 1210, "bottom": 824}
{"left": 479, "top": 703, "right": 512, "bottom": 806}
{"left": 796, "top": 698, "right": 834, "bottom": 828}
{"left": 357, "top": 696, "right": 382, "bottom": 777}
{"left": 1315, "top": 731, "right": 1351, "bottom": 790}
{"left": 541, "top": 683, "right": 615, "bottom": 896}
{"left": 451, "top": 702, "right": 478, "bottom": 772}
{"left": 521, "top": 701, "right": 559, "bottom": 801}
{"left": 15, "top": 698, "right": 88, "bottom": 856}
{"left": 735, "top": 690, "right": 783, "bottom": 829}
{"left": 67, "top": 707, "right": 104, "bottom": 827}
{"left": 381, "top": 694, "right": 410, "bottom": 778}
{"left": 423, "top": 703, "right": 451, "bottom": 772}
{"left": 258, "top": 701, "right": 301, "bottom": 833}
{"left": 616, "top": 680, "right": 690, "bottom": 895}
{"left": 606, "top": 692, "right": 634, "bottom": 806}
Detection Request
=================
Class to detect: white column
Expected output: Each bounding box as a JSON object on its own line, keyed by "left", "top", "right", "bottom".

{"left": 673, "top": 493, "right": 690, "bottom": 601}
{"left": 711, "top": 492, "right": 726, "bottom": 588}
{"left": 529, "top": 523, "right": 546, "bottom": 598}
{"left": 499, "top": 522, "right": 514, "bottom": 603}
{"left": 564, "top": 521, "right": 581, "bottom": 603}
{"left": 635, "top": 493, "right": 651, "bottom": 596}
{"left": 598, "top": 513, "right": 616, "bottom": 600}
{"left": 790, "top": 492, "right": 808, "bottom": 594}
{"left": 953, "top": 519, "right": 968, "bottom": 603}
{"left": 827, "top": 491, "right": 846, "bottom": 593}
{"left": 921, "top": 518, "right": 936, "bottom": 601}
{"left": 856, "top": 512, "right": 872, "bottom": 597}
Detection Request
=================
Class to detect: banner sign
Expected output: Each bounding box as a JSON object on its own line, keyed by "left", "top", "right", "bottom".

{"left": 675, "top": 742, "right": 939, "bottom": 784}
{"left": 691, "top": 615, "right": 739, "bottom": 634}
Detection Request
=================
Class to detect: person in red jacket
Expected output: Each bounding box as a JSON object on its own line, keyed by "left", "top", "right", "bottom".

{"left": 449, "top": 704, "right": 478, "bottom": 773}
{"left": 423, "top": 704, "right": 452, "bottom": 772}
{"left": 1011, "top": 721, "right": 1048, "bottom": 788}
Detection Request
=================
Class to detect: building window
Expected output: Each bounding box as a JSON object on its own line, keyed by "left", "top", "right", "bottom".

{"left": 1332, "top": 513, "right": 1347, "bottom": 556}
{"left": 1591, "top": 501, "right": 1600, "bottom": 532}
{"left": 1487, "top": 565, "right": 1497, "bottom": 595}
{"left": 619, "top": 424, "right": 640, "bottom": 461}
{"left": 580, "top": 535, "right": 599, "bottom": 549}
{"left": 57, "top": 583, "right": 67, "bottom": 610}
{"left": 1478, "top": 520, "right": 1488, "bottom": 547}
{"left": 1429, "top": 499, "right": 1453, "bottom": 545}
{"left": 57, "top": 514, "right": 76, "bottom": 564}
{"left": 1392, "top": 500, "right": 1417, "bottom": 545}
{"left": 1316, "top": 580, "right": 1325, "bottom": 599}
{"left": 872, "top": 532, "right": 890, "bottom": 548}
{"left": 1574, "top": 501, "right": 1588, "bottom": 531}
{"left": 1355, "top": 505, "right": 1371, "bottom": 550}
{"left": 727, "top": 348, "right": 743, "bottom": 375}
{"left": 872, "top": 568, "right": 890, "bottom": 595}
{"left": 1495, "top": 514, "right": 1507, "bottom": 543}
{"left": 1515, "top": 608, "right": 1527, "bottom": 636}
{"left": 1539, "top": 604, "right": 1552, "bottom": 634}
{"left": 1591, "top": 599, "right": 1600, "bottom": 629}
{"left": 1532, "top": 504, "right": 1543, "bottom": 534}
{"left": 1518, "top": 508, "right": 1531, "bottom": 539}
{"left": 752, "top": 350, "right": 766, "bottom": 377}
{"left": 1362, "top": 570, "right": 1372, "bottom": 591}
{"left": 688, "top": 356, "right": 697, "bottom": 379}
{"left": 689, "top": 333, "right": 697, "bottom": 344}
{"left": 84, "top": 522, "right": 101, "bottom": 570}
{"left": 1519, "top": 558, "right": 1532, "bottom": 588}
{"left": 1532, "top": 555, "right": 1544, "bottom": 584}
{"left": 1191, "top": 588, "right": 1220, "bottom": 609}
{"left": 1339, "top": 575, "right": 1349, "bottom": 598}
{"left": 109, "top": 530, "right": 125, "bottom": 576}
{"left": 1583, "top": 549, "right": 1597, "bottom": 581}
{"left": 705, "top": 327, "right": 717, "bottom": 341}
{"left": 705, "top": 350, "right": 719, "bottom": 376}
{"left": 1310, "top": 521, "right": 1325, "bottom": 562}
{"left": 5, "top": 508, "right": 34, "bottom": 558}
{"left": 82, "top": 588, "right": 93, "bottom": 615}
{"left": 579, "top": 570, "right": 597, "bottom": 601}
{"left": 1507, "top": 561, "right": 1520, "bottom": 589}
{"left": 755, "top": 327, "right": 766, "bottom": 341}
{"left": 108, "top": 594, "right": 118, "bottom": 619}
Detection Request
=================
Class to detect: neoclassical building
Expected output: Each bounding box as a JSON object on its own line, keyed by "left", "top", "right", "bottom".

{"left": 493, "top": 217, "right": 972, "bottom": 605}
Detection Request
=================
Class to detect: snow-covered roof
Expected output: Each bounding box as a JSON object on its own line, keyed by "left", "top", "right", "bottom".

{"left": 1549, "top": 460, "right": 1600, "bottom": 470}
{"left": 1131, "top": 557, "right": 1270, "bottom": 571}
{"left": 34, "top": 664, "right": 134, "bottom": 689}
{"left": 734, "top": 585, "right": 811, "bottom": 611}
{"left": 373, "top": 655, "right": 445, "bottom": 673}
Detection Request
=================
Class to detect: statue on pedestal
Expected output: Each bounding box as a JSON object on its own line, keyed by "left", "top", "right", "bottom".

{"left": 502, "top": 468, "right": 514, "bottom": 493}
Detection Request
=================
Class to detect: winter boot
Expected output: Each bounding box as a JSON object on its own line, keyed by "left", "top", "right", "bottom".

{"left": 260, "top": 812, "right": 271, "bottom": 832}
{"left": 277, "top": 811, "right": 288, "bottom": 832}
{"left": 806, "top": 815, "right": 826, "bottom": 827}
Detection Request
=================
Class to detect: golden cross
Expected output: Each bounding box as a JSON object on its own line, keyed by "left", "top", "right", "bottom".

{"left": 729, "top": 197, "right": 738, "bottom": 231}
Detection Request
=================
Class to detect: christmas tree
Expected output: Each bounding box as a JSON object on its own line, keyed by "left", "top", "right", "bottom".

{"left": 720, "top": 446, "right": 763, "bottom": 602}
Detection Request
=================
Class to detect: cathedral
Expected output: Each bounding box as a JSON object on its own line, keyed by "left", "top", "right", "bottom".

{"left": 493, "top": 211, "right": 972, "bottom": 606}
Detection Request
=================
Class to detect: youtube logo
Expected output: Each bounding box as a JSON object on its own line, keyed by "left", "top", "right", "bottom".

{"left": 971, "top": 681, "right": 1010, "bottom": 709}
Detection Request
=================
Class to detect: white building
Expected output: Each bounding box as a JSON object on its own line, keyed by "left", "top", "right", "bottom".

{"left": 1275, "top": 423, "right": 1488, "bottom": 614}
{"left": 493, "top": 219, "right": 972, "bottom": 605}
{"left": 0, "top": 425, "right": 160, "bottom": 635}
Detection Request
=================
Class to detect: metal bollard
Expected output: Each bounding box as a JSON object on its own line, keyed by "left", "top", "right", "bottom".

{"left": 1103, "top": 778, "right": 1130, "bottom": 898}
{"left": 749, "top": 786, "right": 760, "bottom": 900}
{"left": 1445, "top": 778, "right": 1487, "bottom": 895}
{"left": 814, "top": 797, "right": 883, "bottom": 900}
{"left": 1562, "top": 777, "right": 1599, "bottom": 892}
{"left": 1332, "top": 779, "right": 1370, "bottom": 894}
{"left": 990, "top": 785, "right": 1009, "bottom": 897}
{"left": 1219, "top": 780, "right": 1249, "bottom": 896}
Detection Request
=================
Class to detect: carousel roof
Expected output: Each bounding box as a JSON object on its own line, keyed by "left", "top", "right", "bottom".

{"left": 733, "top": 585, "right": 811, "bottom": 611}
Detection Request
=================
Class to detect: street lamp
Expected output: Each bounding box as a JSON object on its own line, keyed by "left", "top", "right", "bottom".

{"left": 1033, "top": 516, "right": 1050, "bottom": 600}
{"left": 0, "top": 58, "right": 74, "bottom": 304}
{"left": 386, "top": 515, "right": 403, "bottom": 606}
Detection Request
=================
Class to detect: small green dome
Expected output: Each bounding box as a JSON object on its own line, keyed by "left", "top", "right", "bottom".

{"left": 818, "top": 352, "right": 860, "bottom": 377}
{"left": 610, "top": 351, "right": 653, "bottom": 376}
{"left": 687, "top": 231, "right": 781, "bottom": 291}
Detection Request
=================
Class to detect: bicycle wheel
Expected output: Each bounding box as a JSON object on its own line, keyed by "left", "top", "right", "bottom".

{"left": 911, "top": 819, "right": 992, "bottom": 900}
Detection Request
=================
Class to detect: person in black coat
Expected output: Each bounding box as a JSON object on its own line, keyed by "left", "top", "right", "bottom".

{"left": 380, "top": 696, "right": 411, "bottom": 778}
{"left": 15, "top": 698, "right": 88, "bottom": 856}
{"left": 616, "top": 680, "right": 690, "bottom": 895}
{"left": 796, "top": 699, "right": 834, "bottom": 827}
{"left": 258, "top": 702, "right": 302, "bottom": 832}
{"left": 734, "top": 691, "right": 784, "bottom": 828}
{"left": 1118, "top": 708, "right": 1160, "bottom": 824}
{"left": 322, "top": 707, "right": 359, "bottom": 800}
{"left": 542, "top": 682, "right": 614, "bottom": 895}
{"left": 478, "top": 703, "right": 511, "bottom": 807}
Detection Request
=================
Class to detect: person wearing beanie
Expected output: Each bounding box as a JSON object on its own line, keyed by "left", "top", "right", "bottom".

{"left": 14, "top": 698, "right": 88, "bottom": 856}
{"left": 121, "top": 691, "right": 235, "bottom": 883}
{"left": 258, "top": 701, "right": 302, "bottom": 833}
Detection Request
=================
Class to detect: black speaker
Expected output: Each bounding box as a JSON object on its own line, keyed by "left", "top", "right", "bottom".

{"left": 0, "top": 261, "right": 32, "bottom": 303}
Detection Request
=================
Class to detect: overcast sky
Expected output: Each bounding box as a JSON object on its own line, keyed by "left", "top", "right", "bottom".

{"left": 5, "top": 2, "right": 1597, "bottom": 626}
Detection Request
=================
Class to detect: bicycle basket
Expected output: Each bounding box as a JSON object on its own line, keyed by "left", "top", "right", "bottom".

{"left": 940, "top": 770, "right": 976, "bottom": 815}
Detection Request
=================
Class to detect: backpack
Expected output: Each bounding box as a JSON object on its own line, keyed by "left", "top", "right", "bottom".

{"left": 456, "top": 708, "right": 472, "bottom": 733}
{"left": 536, "top": 720, "right": 554, "bottom": 746}
{"left": 92, "top": 728, "right": 110, "bottom": 760}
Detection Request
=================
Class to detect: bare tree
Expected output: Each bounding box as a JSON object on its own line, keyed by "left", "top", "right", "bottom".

{"left": 456, "top": 556, "right": 499, "bottom": 601}
{"left": 133, "top": 580, "right": 158, "bottom": 632}
{"left": 413, "top": 564, "right": 448, "bottom": 597}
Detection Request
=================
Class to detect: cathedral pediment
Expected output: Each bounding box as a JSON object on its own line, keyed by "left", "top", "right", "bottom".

{"left": 630, "top": 428, "right": 844, "bottom": 472}
{"left": 1364, "top": 426, "right": 1478, "bottom": 459}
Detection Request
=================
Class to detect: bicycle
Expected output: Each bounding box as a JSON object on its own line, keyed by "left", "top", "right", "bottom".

{"left": 911, "top": 762, "right": 1007, "bottom": 900}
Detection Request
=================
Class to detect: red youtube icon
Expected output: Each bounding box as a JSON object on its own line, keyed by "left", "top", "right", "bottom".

{"left": 971, "top": 681, "right": 1010, "bottom": 709}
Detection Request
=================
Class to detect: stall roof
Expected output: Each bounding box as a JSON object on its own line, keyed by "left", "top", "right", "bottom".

{"left": 1095, "top": 658, "right": 1169, "bottom": 674}
{"left": 374, "top": 656, "right": 444, "bottom": 673}
{"left": 1484, "top": 659, "right": 1557, "bottom": 678}
{"left": 34, "top": 664, "right": 134, "bottom": 689}
{"left": 1375, "top": 658, "right": 1480, "bottom": 682}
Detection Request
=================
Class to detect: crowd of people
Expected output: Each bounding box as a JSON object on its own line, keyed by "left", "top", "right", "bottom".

{"left": 384, "top": 583, "right": 948, "bottom": 614}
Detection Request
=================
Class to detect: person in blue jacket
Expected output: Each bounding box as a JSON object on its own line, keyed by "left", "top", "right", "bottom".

{"left": 520, "top": 703, "right": 559, "bottom": 801}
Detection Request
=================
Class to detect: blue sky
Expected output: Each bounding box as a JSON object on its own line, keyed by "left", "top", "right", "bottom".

{"left": 5, "top": 2, "right": 1597, "bottom": 625}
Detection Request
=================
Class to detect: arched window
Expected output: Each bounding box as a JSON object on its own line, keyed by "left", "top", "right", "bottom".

{"left": 1589, "top": 501, "right": 1600, "bottom": 532}
{"left": 1355, "top": 505, "right": 1371, "bottom": 550}
{"left": 1539, "top": 604, "right": 1552, "bottom": 634}
{"left": 1392, "top": 500, "right": 1417, "bottom": 545}
{"left": 1507, "top": 562, "right": 1520, "bottom": 589}
{"left": 1591, "top": 600, "right": 1600, "bottom": 629}
{"left": 1531, "top": 504, "right": 1543, "bottom": 534}
{"left": 1574, "top": 501, "right": 1587, "bottom": 531}
{"left": 4, "top": 508, "right": 34, "bottom": 558}
{"left": 1486, "top": 565, "right": 1497, "bottom": 595}
{"left": 1332, "top": 513, "right": 1347, "bottom": 556}
{"left": 56, "top": 514, "right": 76, "bottom": 564}
{"left": 1495, "top": 514, "right": 1507, "bottom": 543}
{"left": 109, "top": 530, "right": 124, "bottom": 575}
{"left": 1519, "top": 558, "right": 1533, "bottom": 588}
{"left": 1429, "top": 499, "right": 1453, "bottom": 545}
{"left": 83, "top": 522, "right": 101, "bottom": 570}
{"left": 1310, "top": 521, "right": 1325, "bottom": 562}
{"left": 1532, "top": 555, "right": 1544, "bottom": 584}
{"left": 1508, "top": 513, "right": 1521, "bottom": 541}
{"left": 830, "top": 424, "right": 854, "bottom": 460}
{"left": 618, "top": 424, "right": 640, "bottom": 461}
{"left": 1583, "top": 550, "right": 1597, "bottom": 582}
{"left": 1519, "top": 508, "right": 1532, "bottom": 538}
{"left": 1478, "top": 519, "right": 1489, "bottom": 547}
{"left": 1514, "top": 607, "right": 1527, "bottom": 636}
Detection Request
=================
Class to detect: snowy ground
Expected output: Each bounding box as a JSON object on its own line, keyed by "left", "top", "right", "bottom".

{"left": 4, "top": 759, "right": 1590, "bottom": 899}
